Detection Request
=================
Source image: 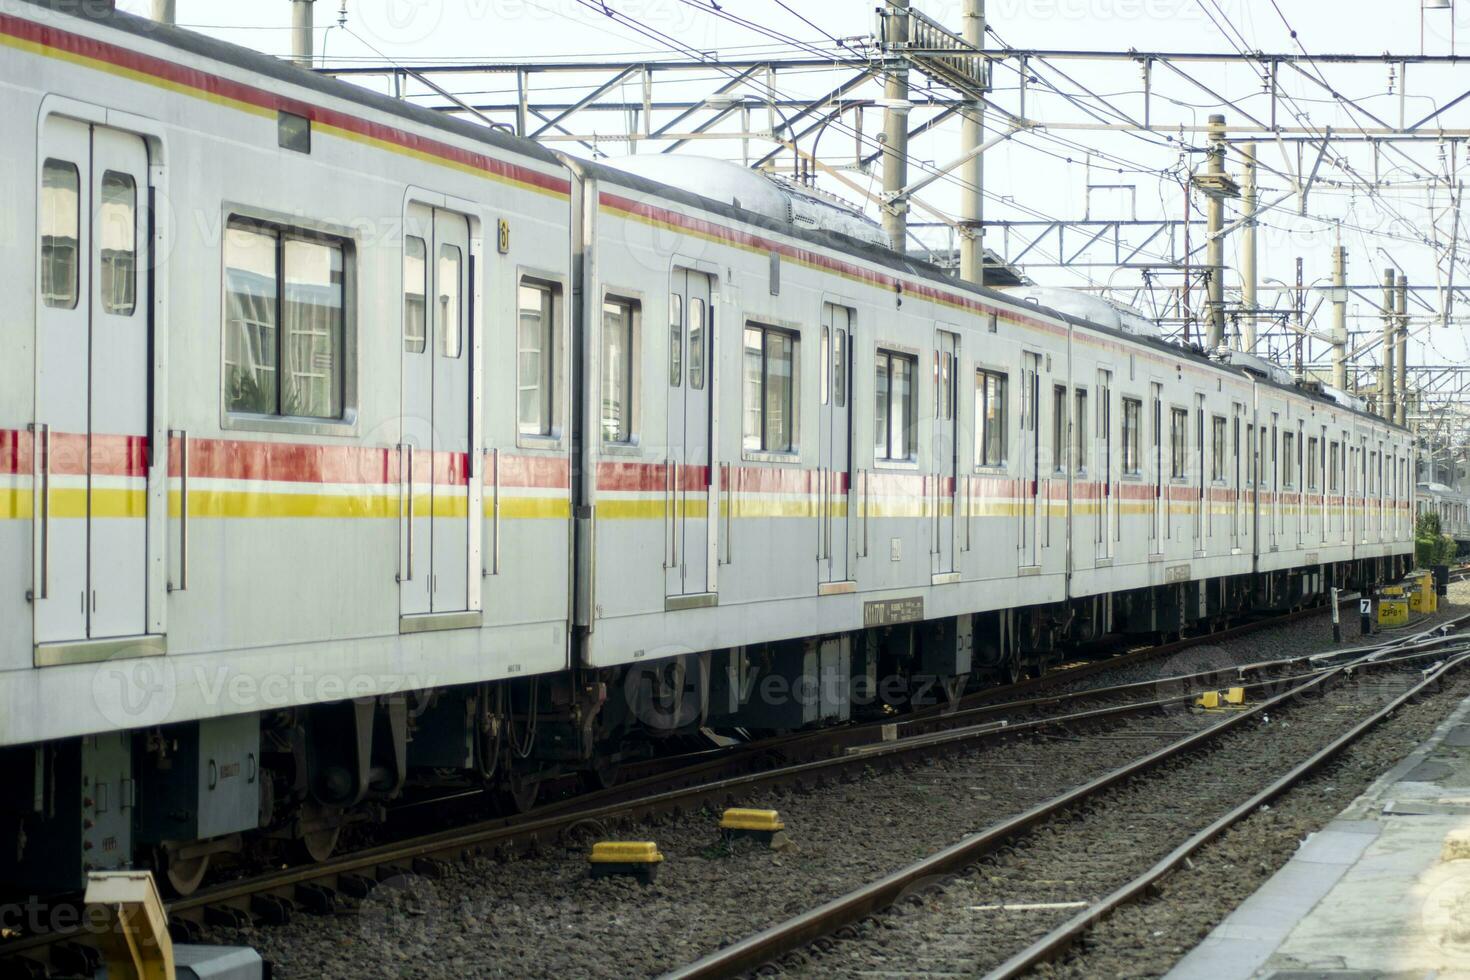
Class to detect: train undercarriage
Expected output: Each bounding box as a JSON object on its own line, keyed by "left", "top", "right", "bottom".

{"left": 0, "top": 557, "right": 1409, "bottom": 898}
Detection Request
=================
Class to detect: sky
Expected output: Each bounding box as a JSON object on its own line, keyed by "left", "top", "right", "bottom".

{"left": 112, "top": 0, "right": 1470, "bottom": 417}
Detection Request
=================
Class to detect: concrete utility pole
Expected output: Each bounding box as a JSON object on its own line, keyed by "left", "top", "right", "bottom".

{"left": 1331, "top": 245, "right": 1348, "bottom": 391}
{"left": 1396, "top": 273, "right": 1409, "bottom": 426}
{"left": 291, "top": 0, "right": 315, "bottom": 68}
{"left": 151, "top": 0, "right": 175, "bottom": 25}
{"left": 958, "top": 0, "right": 985, "bottom": 285}
{"left": 1205, "top": 114, "right": 1228, "bottom": 349}
{"left": 1240, "top": 143, "right": 1258, "bottom": 352}
{"left": 881, "top": 0, "right": 911, "bottom": 253}
{"left": 1381, "top": 267, "right": 1397, "bottom": 420}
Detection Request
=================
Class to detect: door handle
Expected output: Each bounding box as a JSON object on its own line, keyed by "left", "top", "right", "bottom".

{"left": 27, "top": 423, "right": 49, "bottom": 601}
{"left": 491, "top": 447, "right": 501, "bottom": 576}
{"left": 404, "top": 444, "right": 414, "bottom": 582}
{"left": 169, "top": 429, "right": 188, "bottom": 592}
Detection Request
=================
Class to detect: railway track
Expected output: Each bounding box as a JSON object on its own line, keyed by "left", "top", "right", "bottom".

{"left": 0, "top": 596, "right": 1456, "bottom": 977}
{"left": 661, "top": 613, "right": 1470, "bottom": 980}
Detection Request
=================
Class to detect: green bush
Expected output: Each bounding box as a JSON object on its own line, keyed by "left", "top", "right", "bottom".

{"left": 1415, "top": 512, "right": 1459, "bottom": 568}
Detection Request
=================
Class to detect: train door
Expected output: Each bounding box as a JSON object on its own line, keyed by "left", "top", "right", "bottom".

{"left": 1150, "top": 383, "right": 1163, "bottom": 554}
{"left": 1194, "top": 394, "right": 1205, "bottom": 553}
{"left": 819, "top": 304, "right": 851, "bottom": 585}
{"left": 400, "top": 204, "right": 471, "bottom": 616}
{"left": 1019, "top": 352, "right": 1041, "bottom": 568}
{"left": 667, "top": 269, "right": 714, "bottom": 597}
{"left": 1096, "top": 370, "right": 1113, "bottom": 563}
{"left": 1232, "top": 407, "right": 1243, "bottom": 551}
{"left": 34, "top": 118, "right": 151, "bottom": 643}
{"left": 932, "top": 329, "right": 959, "bottom": 576}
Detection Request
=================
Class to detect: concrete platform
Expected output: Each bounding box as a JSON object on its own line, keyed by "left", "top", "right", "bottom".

{"left": 1168, "top": 693, "right": 1470, "bottom": 980}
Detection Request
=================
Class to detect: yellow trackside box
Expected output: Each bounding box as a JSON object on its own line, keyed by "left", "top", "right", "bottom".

{"left": 1379, "top": 597, "right": 1409, "bottom": 627}
{"left": 588, "top": 841, "right": 663, "bottom": 883}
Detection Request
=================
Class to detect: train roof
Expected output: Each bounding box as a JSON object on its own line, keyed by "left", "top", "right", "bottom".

{"left": 23, "top": 0, "right": 563, "bottom": 168}
{"left": 26, "top": 2, "right": 1410, "bottom": 436}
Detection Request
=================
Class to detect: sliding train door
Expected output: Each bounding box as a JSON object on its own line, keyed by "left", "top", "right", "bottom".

{"left": 34, "top": 116, "right": 151, "bottom": 644}
{"left": 666, "top": 268, "right": 715, "bottom": 598}
{"left": 401, "top": 203, "right": 472, "bottom": 617}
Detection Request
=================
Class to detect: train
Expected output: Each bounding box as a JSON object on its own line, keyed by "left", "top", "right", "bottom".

{"left": 0, "top": 0, "right": 1415, "bottom": 896}
{"left": 1416, "top": 481, "right": 1470, "bottom": 554}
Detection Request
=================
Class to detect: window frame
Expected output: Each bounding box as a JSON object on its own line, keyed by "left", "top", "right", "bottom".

{"left": 40, "top": 157, "right": 81, "bottom": 311}
{"left": 1074, "top": 387, "right": 1089, "bottom": 474}
{"left": 875, "top": 345, "right": 920, "bottom": 465}
{"left": 742, "top": 320, "right": 801, "bottom": 460}
{"left": 98, "top": 169, "right": 138, "bottom": 317}
{"left": 1169, "top": 406, "right": 1189, "bottom": 481}
{"left": 1210, "top": 415, "right": 1227, "bottom": 483}
{"left": 1052, "top": 384, "right": 1069, "bottom": 474}
{"left": 1121, "top": 397, "right": 1143, "bottom": 477}
{"left": 975, "top": 367, "right": 1008, "bottom": 470}
{"left": 600, "top": 290, "right": 642, "bottom": 449}
{"left": 515, "top": 270, "right": 567, "bottom": 448}
{"left": 218, "top": 207, "right": 358, "bottom": 436}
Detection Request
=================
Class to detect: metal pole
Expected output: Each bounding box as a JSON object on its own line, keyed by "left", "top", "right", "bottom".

{"left": 151, "top": 0, "right": 176, "bottom": 25}
{"left": 881, "top": 0, "right": 911, "bottom": 254}
{"left": 959, "top": 0, "right": 985, "bottom": 285}
{"left": 1382, "top": 267, "right": 1397, "bottom": 420}
{"left": 1294, "top": 256, "right": 1305, "bottom": 378}
{"left": 1331, "top": 245, "right": 1348, "bottom": 391}
{"left": 1205, "top": 114, "right": 1227, "bottom": 350}
{"left": 1396, "top": 273, "right": 1409, "bottom": 426}
{"left": 1241, "top": 142, "right": 1258, "bottom": 352}
{"left": 291, "top": 0, "right": 315, "bottom": 68}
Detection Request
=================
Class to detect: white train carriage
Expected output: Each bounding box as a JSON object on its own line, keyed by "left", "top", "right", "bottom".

{"left": 0, "top": 0, "right": 1415, "bottom": 896}
{"left": 0, "top": 0, "right": 575, "bottom": 889}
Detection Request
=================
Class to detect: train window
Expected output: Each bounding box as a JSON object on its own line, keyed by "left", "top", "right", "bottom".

{"left": 833, "top": 328, "right": 847, "bottom": 408}
{"left": 1307, "top": 437, "right": 1319, "bottom": 489}
{"left": 1329, "top": 442, "right": 1341, "bottom": 493}
{"left": 284, "top": 239, "right": 345, "bottom": 418}
{"left": 941, "top": 352, "right": 954, "bottom": 421}
{"left": 821, "top": 327, "right": 831, "bottom": 405}
{"left": 743, "top": 323, "right": 798, "bottom": 454}
{"left": 1283, "top": 432, "right": 1297, "bottom": 488}
{"left": 975, "top": 370, "right": 1007, "bottom": 467}
{"left": 1211, "top": 416, "right": 1227, "bottom": 481}
{"left": 602, "top": 297, "right": 637, "bottom": 444}
{"left": 1074, "top": 389, "right": 1088, "bottom": 472}
{"left": 1169, "top": 408, "right": 1188, "bottom": 479}
{"left": 875, "top": 349, "right": 917, "bottom": 462}
{"left": 1122, "top": 398, "right": 1142, "bottom": 475}
{"left": 99, "top": 171, "right": 136, "bottom": 315}
{"left": 403, "top": 236, "right": 426, "bottom": 353}
{"left": 669, "top": 294, "right": 683, "bottom": 387}
{"left": 689, "top": 297, "right": 706, "bottom": 390}
{"left": 1051, "top": 386, "right": 1068, "bottom": 473}
{"left": 518, "top": 281, "right": 555, "bottom": 436}
{"left": 438, "top": 244, "right": 462, "bottom": 358}
{"left": 40, "top": 158, "right": 79, "bottom": 309}
{"left": 224, "top": 219, "right": 346, "bottom": 420}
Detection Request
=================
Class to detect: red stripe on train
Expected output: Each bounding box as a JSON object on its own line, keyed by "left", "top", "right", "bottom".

{"left": 0, "top": 14, "right": 570, "bottom": 197}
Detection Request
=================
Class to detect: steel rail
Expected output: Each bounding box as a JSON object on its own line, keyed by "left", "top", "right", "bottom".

{"left": 659, "top": 636, "right": 1465, "bottom": 980}
{"left": 983, "top": 650, "right": 1470, "bottom": 979}
{"left": 2, "top": 594, "right": 1458, "bottom": 974}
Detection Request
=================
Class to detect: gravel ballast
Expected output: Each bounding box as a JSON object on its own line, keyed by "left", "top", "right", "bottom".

{"left": 199, "top": 584, "right": 1468, "bottom": 979}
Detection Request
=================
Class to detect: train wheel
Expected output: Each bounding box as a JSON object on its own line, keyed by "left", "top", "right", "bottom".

{"left": 159, "top": 846, "right": 210, "bottom": 897}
